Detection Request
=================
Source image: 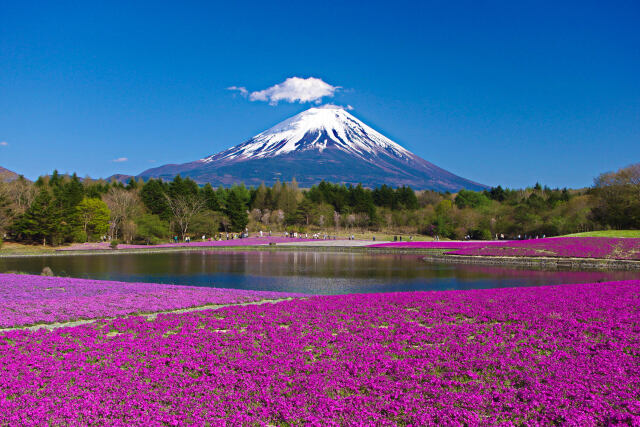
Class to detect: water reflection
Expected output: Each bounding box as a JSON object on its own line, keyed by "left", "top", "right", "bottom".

{"left": 0, "top": 250, "right": 635, "bottom": 295}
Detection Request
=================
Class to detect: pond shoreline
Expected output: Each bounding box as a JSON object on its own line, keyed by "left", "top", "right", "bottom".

{"left": 0, "top": 245, "right": 450, "bottom": 258}
{"left": 3, "top": 244, "right": 639, "bottom": 270}
{"left": 423, "top": 253, "right": 640, "bottom": 270}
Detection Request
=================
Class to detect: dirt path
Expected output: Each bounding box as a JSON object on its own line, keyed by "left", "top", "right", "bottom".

{"left": 0, "top": 297, "right": 297, "bottom": 333}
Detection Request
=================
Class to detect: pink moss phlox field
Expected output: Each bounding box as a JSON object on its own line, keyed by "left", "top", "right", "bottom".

{"left": 58, "top": 237, "right": 314, "bottom": 251}
{"left": 447, "top": 237, "right": 640, "bottom": 260}
{"left": 0, "top": 274, "right": 300, "bottom": 328}
{"left": 1, "top": 281, "right": 639, "bottom": 425}
{"left": 369, "top": 241, "right": 505, "bottom": 249}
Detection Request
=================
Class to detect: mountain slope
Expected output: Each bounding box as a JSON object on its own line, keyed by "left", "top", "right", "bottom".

{"left": 0, "top": 166, "right": 20, "bottom": 182}
{"left": 139, "top": 106, "right": 487, "bottom": 191}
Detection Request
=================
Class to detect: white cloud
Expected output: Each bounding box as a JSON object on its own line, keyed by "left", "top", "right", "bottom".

{"left": 112, "top": 157, "right": 128, "bottom": 163}
{"left": 247, "top": 77, "right": 338, "bottom": 105}
{"left": 316, "top": 104, "right": 354, "bottom": 111}
{"left": 227, "top": 86, "right": 248, "bottom": 97}
{"left": 0, "top": 141, "right": 8, "bottom": 146}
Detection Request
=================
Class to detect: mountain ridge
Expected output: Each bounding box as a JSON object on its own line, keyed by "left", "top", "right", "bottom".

{"left": 138, "top": 106, "right": 487, "bottom": 191}
{"left": 0, "top": 166, "right": 20, "bottom": 182}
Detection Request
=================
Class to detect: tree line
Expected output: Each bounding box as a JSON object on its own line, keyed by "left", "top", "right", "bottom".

{"left": 0, "top": 163, "right": 638, "bottom": 246}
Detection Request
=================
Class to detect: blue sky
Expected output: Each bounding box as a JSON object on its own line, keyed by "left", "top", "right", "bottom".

{"left": 1, "top": 1, "right": 638, "bottom": 188}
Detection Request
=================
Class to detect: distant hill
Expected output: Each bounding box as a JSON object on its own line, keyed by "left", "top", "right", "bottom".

{"left": 106, "top": 174, "right": 134, "bottom": 184}
{"left": 137, "top": 106, "right": 487, "bottom": 191}
{"left": 0, "top": 166, "right": 20, "bottom": 182}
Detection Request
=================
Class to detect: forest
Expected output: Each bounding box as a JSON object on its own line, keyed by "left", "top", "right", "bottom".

{"left": 0, "top": 163, "right": 638, "bottom": 246}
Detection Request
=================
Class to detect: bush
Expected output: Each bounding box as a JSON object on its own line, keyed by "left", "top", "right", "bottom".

{"left": 72, "top": 230, "right": 88, "bottom": 243}
{"left": 469, "top": 228, "right": 492, "bottom": 240}
{"left": 110, "top": 240, "right": 119, "bottom": 250}
{"left": 135, "top": 214, "right": 169, "bottom": 245}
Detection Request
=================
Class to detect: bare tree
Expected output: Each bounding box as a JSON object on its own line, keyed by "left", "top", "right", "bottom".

{"left": 333, "top": 211, "right": 341, "bottom": 230}
{"left": 103, "top": 188, "right": 142, "bottom": 241}
{"left": 0, "top": 178, "right": 37, "bottom": 235}
{"left": 250, "top": 208, "right": 262, "bottom": 223}
{"left": 164, "top": 193, "right": 205, "bottom": 240}
{"left": 6, "top": 177, "right": 36, "bottom": 214}
{"left": 121, "top": 219, "right": 138, "bottom": 244}
{"left": 273, "top": 209, "right": 285, "bottom": 226}
{"left": 0, "top": 182, "right": 11, "bottom": 235}
{"left": 261, "top": 209, "right": 271, "bottom": 225}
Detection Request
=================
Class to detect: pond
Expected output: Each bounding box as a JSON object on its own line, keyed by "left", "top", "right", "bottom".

{"left": 0, "top": 251, "right": 637, "bottom": 294}
{"left": 1, "top": 250, "right": 635, "bottom": 295}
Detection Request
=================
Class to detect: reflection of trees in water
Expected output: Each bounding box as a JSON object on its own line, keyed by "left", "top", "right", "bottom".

{"left": 0, "top": 251, "right": 635, "bottom": 286}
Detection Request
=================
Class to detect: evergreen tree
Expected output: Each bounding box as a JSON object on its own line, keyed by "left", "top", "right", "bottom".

{"left": 13, "top": 189, "right": 62, "bottom": 245}
{"left": 216, "top": 186, "right": 228, "bottom": 210}
{"left": 126, "top": 178, "right": 138, "bottom": 190}
{"left": 202, "top": 183, "right": 222, "bottom": 211}
{"left": 252, "top": 183, "right": 268, "bottom": 210}
{"left": 141, "top": 179, "right": 170, "bottom": 219}
{"left": 225, "top": 188, "right": 248, "bottom": 231}
{"left": 396, "top": 186, "right": 418, "bottom": 210}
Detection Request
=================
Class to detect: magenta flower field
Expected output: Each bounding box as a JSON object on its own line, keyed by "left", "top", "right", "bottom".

{"left": 58, "top": 237, "right": 313, "bottom": 251}
{"left": 447, "top": 237, "right": 640, "bottom": 260}
{"left": 0, "top": 274, "right": 300, "bottom": 328}
{"left": 1, "top": 280, "right": 639, "bottom": 424}
{"left": 369, "top": 241, "right": 504, "bottom": 249}
{"left": 373, "top": 237, "right": 640, "bottom": 260}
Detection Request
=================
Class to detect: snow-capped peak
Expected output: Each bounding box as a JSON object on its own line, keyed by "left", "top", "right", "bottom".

{"left": 201, "top": 105, "right": 414, "bottom": 163}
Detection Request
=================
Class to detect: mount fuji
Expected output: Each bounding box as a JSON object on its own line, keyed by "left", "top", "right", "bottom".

{"left": 138, "top": 105, "right": 487, "bottom": 191}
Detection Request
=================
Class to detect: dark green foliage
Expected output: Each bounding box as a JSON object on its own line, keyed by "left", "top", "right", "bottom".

{"left": 486, "top": 185, "right": 506, "bottom": 202}
{"left": 225, "top": 187, "right": 249, "bottom": 231}
{"left": 135, "top": 214, "right": 169, "bottom": 244}
{"left": 590, "top": 164, "right": 640, "bottom": 229}
{"left": 168, "top": 175, "right": 199, "bottom": 198}
{"left": 140, "top": 179, "right": 170, "bottom": 219}
{"left": 396, "top": 186, "right": 419, "bottom": 210}
{"left": 202, "top": 184, "right": 222, "bottom": 211}
{"left": 455, "top": 190, "right": 490, "bottom": 209}
{"left": 3, "top": 165, "right": 638, "bottom": 245}
{"left": 13, "top": 189, "right": 62, "bottom": 244}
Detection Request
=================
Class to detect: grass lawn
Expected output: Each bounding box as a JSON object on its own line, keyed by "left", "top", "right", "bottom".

{"left": 0, "top": 242, "right": 57, "bottom": 256}
{"left": 564, "top": 230, "right": 640, "bottom": 238}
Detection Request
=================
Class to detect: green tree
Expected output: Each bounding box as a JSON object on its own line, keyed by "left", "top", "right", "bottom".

{"left": 225, "top": 188, "right": 249, "bottom": 231}
{"left": 396, "top": 186, "right": 419, "bottom": 210}
{"left": 141, "top": 179, "right": 170, "bottom": 219}
{"left": 455, "top": 190, "right": 490, "bottom": 209}
{"left": 591, "top": 163, "right": 640, "bottom": 229}
{"left": 13, "top": 189, "right": 61, "bottom": 245}
{"left": 434, "top": 200, "right": 455, "bottom": 238}
{"left": 202, "top": 183, "right": 222, "bottom": 211}
{"left": 135, "top": 214, "right": 169, "bottom": 244}
{"left": 76, "top": 197, "right": 110, "bottom": 241}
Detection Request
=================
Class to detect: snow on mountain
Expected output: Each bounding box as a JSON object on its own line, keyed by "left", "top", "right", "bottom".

{"left": 137, "top": 105, "right": 487, "bottom": 191}
{"left": 201, "top": 105, "right": 412, "bottom": 164}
